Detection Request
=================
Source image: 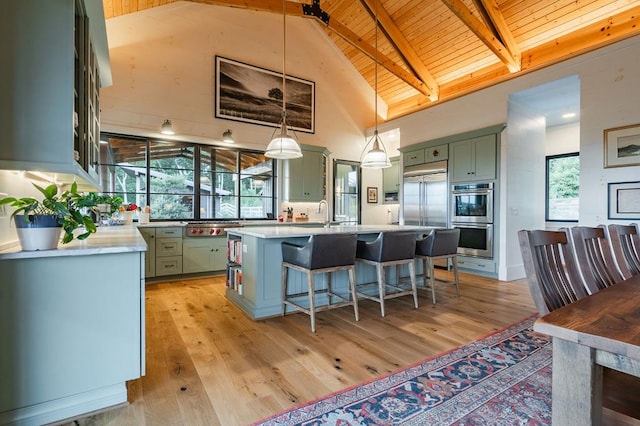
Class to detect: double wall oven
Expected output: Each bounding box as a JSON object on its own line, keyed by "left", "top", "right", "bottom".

{"left": 451, "top": 182, "right": 493, "bottom": 258}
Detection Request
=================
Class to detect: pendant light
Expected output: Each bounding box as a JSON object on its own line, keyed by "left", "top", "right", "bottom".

{"left": 222, "top": 129, "right": 234, "bottom": 144}
{"left": 265, "top": 0, "right": 303, "bottom": 159}
{"left": 360, "top": 2, "right": 391, "bottom": 169}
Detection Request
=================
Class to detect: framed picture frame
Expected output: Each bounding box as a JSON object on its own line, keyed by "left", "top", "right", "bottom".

{"left": 214, "top": 56, "right": 315, "bottom": 133}
{"left": 608, "top": 181, "right": 640, "bottom": 220}
{"left": 604, "top": 123, "right": 640, "bottom": 168}
{"left": 367, "top": 187, "right": 378, "bottom": 204}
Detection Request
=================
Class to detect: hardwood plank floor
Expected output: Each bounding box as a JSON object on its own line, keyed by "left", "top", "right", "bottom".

{"left": 66, "top": 270, "right": 541, "bottom": 425}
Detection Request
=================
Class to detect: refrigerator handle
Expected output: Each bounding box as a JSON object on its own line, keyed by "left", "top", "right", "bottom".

{"left": 419, "top": 181, "right": 425, "bottom": 226}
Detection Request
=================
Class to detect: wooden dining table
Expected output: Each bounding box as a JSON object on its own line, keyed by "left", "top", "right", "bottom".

{"left": 534, "top": 274, "right": 640, "bottom": 425}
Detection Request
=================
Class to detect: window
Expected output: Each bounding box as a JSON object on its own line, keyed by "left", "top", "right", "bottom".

{"left": 333, "top": 160, "right": 361, "bottom": 224}
{"left": 100, "top": 133, "right": 276, "bottom": 221}
{"left": 546, "top": 153, "right": 579, "bottom": 222}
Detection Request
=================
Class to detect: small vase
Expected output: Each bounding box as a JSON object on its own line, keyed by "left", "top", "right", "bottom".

{"left": 121, "top": 211, "right": 134, "bottom": 225}
{"left": 14, "top": 214, "right": 63, "bottom": 251}
{"left": 138, "top": 212, "right": 150, "bottom": 224}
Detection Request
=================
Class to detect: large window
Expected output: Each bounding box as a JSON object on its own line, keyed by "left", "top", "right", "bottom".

{"left": 100, "top": 133, "right": 276, "bottom": 221}
{"left": 546, "top": 152, "right": 579, "bottom": 222}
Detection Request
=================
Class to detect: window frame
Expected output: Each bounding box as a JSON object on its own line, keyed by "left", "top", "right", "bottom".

{"left": 545, "top": 152, "right": 580, "bottom": 223}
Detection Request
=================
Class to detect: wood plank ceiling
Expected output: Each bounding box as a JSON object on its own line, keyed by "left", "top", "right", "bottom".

{"left": 103, "top": 0, "right": 640, "bottom": 121}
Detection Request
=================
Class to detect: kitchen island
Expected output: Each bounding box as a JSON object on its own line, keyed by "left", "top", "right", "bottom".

{"left": 0, "top": 225, "right": 146, "bottom": 425}
{"left": 225, "top": 225, "right": 434, "bottom": 320}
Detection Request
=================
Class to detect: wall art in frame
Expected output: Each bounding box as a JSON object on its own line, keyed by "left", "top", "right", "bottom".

{"left": 215, "top": 56, "right": 315, "bottom": 133}
{"left": 608, "top": 181, "right": 640, "bottom": 220}
{"left": 367, "top": 187, "right": 378, "bottom": 204}
{"left": 604, "top": 123, "right": 640, "bottom": 168}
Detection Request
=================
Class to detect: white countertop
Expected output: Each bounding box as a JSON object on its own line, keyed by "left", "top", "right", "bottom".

{"left": 226, "top": 224, "right": 436, "bottom": 239}
{"left": 0, "top": 225, "right": 147, "bottom": 260}
{"left": 135, "top": 220, "right": 324, "bottom": 228}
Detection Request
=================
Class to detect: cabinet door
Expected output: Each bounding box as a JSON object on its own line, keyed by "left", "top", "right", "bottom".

{"left": 450, "top": 140, "right": 474, "bottom": 182}
{"left": 404, "top": 149, "right": 425, "bottom": 166}
{"left": 138, "top": 228, "right": 156, "bottom": 278}
{"left": 471, "top": 134, "right": 496, "bottom": 181}
{"left": 425, "top": 144, "right": 448, "bottom": 162}
{"left": 287, "top": 150, "right": 326, "bottom": 201}
{"left": 183, "top": 238, "right": 227, "bottom": 274}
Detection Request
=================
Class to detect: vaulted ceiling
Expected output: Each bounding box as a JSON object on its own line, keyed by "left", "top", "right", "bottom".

{"left": 103, "top": 0, "right": 640, "bottom": 121}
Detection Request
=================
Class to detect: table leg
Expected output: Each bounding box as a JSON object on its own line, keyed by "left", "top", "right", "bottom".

{"left": 552, "top": 338, "right": 603, "bottom": 425}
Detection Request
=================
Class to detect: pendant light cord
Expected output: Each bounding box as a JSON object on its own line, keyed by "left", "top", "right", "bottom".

{"left": 282, "top": 0, "right": 287, "bottom": 124}
{"left": 374, "top": 1, "right": 378, "bottom": 134}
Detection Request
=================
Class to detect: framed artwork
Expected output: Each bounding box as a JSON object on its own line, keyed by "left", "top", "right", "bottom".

{"left": 214, "top": 56, "right": 315, "bottom": 133}
{"left": 608, "top": 181, "right": 640, "bottom": 220}
{"left": 367, "top": 187, "right": 378, "bottom": 204}
{"left": 604, "top": 124, "right": 640, "bottom": 168}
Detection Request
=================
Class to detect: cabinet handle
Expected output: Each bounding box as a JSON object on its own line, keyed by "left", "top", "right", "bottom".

{"left": 164, "top": 246, "right": 173, "bottom": 249}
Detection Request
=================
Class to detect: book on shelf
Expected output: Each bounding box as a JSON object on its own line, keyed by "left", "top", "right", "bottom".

{"left": 226, "top": 239, "right": 242, "bottom": 265}
{"left": 226, "top": 264, "right": 243, "bottom": 294}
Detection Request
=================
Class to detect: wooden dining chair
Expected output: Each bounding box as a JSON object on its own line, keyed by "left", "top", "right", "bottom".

{"left": 607, "top": 224, "right": 640, "bottom": 279}
{"left": 565, "top": 226, "right": 624, "bottom": 294}
{"left": 518, "top": 229, "right": 587, "bottom": 316}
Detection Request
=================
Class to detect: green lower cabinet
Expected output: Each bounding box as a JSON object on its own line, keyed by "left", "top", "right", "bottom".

{"left": 182, "top": 237, "right": 227, "bottom": 274}
{"left": 138, "top": 228, "right": 156, "bottom": 278}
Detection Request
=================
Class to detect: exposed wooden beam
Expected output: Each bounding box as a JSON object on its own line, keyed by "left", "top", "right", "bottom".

{"left": 477, "top": 0, "right": 521, "bottom": 70}
{"left": 191, "top": 0, "right": 434, "bottom": 98}
{"left": 440, "top": 0, "right": 520, "bottom": 72}
{"left": 359, "top": 0, "right": 439, "bottom": 101}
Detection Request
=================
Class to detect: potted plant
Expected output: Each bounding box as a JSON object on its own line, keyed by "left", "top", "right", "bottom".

{"left": 0, "top": 182, "right": 98, "bottom": 250}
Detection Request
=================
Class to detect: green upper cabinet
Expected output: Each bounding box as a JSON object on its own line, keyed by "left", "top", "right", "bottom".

{"left": 382, "top": 157, "right": 400, "bottom": 203}
{"left": 0, "top": 0, "right": 110, "bottom": 191}
{"left": 403, "top": 149, "right": 425, "bottom": 167}
{"left": 284, "top": 146, "right": 329, "bottom": 202}
{"left": 450, "top": 134, "right": 496, "bottom": 182}
{"left": 425, "top": 144, "right": 448, "bottom": 163}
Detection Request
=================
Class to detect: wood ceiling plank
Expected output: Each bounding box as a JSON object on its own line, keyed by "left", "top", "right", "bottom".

{"left": 440, "top": 0, "right": 520, "bottom": 71}
{"left": 478, "top": 0, "right": 521, "bottom": 66}
{"left": 360, "top": 0, "right": 439, "bottom": 100}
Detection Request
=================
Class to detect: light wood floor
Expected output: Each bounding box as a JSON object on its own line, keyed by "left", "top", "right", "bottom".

{"left": 62, "top": 270, "right": 542, "bottom": 425}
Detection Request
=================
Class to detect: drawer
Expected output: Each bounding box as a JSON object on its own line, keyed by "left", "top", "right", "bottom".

{"left": 156, "top": 227, "right": 182, "bottom": 238}
{"left": 425, "top": 144, "right": 448, "bottom": 162}
{"left": 456, "top": 256, "right": 496, "bottom": 273}
{"left": 156, "top": 256, "right": 183, "bottom": 276}
{"left": 404, "top": 149, "right": 425, "bottom": 166}
{"left": 156, "top": 237, "right": 183, "bottom": 257}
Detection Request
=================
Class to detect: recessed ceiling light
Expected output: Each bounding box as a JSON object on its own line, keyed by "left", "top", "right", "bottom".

{"left": 562, "top": 112, "right": 576, "bottom": 119}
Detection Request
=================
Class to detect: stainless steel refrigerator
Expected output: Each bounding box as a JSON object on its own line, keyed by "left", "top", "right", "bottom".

{"left": 403, "top": 160, "right": 448, "bottom": 228}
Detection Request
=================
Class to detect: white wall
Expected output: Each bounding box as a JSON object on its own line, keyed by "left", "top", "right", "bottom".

{"left": 0, "top": 172, "right": 46, "bottom": 246}
{"left": 546, "top": 123, "right": 580, "bottom": 156}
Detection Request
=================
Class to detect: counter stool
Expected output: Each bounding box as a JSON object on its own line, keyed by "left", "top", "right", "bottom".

{"left": 281, "top": 233, "right": 359, "bottom": 333}
{"left": 355, "top": 231, "right": 418, "bottom": 317}
{"left": 415, "top": 228, "right": 460, "bottom": 304}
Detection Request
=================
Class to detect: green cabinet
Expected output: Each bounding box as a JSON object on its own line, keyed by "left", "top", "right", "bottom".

{"left": 0, "top": 0, "right": 109, "bottom": 191}
{"left": 404, "top": 149, "right": 425, "bottom": 166}
{"left": 138, "top": 228, "right": 156, "bottom": 278}
{"left": 285, "top": 146, "right": 328, "bottom": 202}
{"left": 382, "top": 157, "right": 400, "bottom": 203}
{"left": 183, "top": 237, "right": 227, "bottom": 274}
{"left": 450, "top": 134, "right": 496, "bottom": 182}
{"left": 154, "top": 227, "right": 183, "bottom": 277}
{"left": 425, "top": 144, "right": 448, "bottom": 162}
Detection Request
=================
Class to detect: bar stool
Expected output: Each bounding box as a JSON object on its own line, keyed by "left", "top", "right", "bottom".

{"left": 355, "top": 231, "right": 418, "bottom": 317}
{"left": 281, "top": 233, "right": 358, "bottom": 333}
{"left": 415, "top": 228, "right": 460, "bottom": 304}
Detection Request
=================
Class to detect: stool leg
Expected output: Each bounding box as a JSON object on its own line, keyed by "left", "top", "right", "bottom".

{"left": 429, "top": 258, "right": 436, "bottom": 304}
{"left": 308, "top": 271, "right": 316, "bottom": 333}
{"left": 348, "top": 266, "right": 359, "bottom": 322}
{"left": 281, "top": 263, "right": 288, "bottom": 316}
{"left": 327, "top": 270, "right": 333, "bottom": 306}
{"left": 423, "top": 258, "right": 429, "bottom": 285}
{"left": 408, "top": 260, "right": 418, "bottom": 308}
{"left": 452, "top": 256, "right": 460, "bottom": 296}
{"left": 377, "top": 263, "right": 386, "bottom": 317}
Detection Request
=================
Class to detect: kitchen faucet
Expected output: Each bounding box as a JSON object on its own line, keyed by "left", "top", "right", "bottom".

{"left": 317, "top": 199, "right": 329, "bottom": 227}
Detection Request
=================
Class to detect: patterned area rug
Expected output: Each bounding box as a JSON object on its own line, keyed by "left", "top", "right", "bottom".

{"left": 254, "top": 315, "right": 552, "bottom": 425}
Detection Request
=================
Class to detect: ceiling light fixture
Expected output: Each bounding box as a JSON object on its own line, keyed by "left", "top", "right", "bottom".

{"left": 264, "top": 0, "right": 303, "bottom": 159}
{"left": 360, "top": 2, "right": 391, "bottom": 169}
{"left": 160, "top": 119, "right": 175, "bottom": 135}
{"left": 222, "top": 129, "right": 234, "bottom": 143}
{"left": 562, "top": 112, "right": 577, "bottom": 119}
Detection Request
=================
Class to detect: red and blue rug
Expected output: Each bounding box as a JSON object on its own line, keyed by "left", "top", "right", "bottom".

{"left": 254, "top": 315, "right": 551, "bottom": 425}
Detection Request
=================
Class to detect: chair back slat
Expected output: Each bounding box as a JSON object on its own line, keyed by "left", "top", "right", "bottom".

{"left": 519, "top": 229, "right": 586, "bottom": 315}
{"left": 566, "top": 226, "right": 623, "bottom": 293}
{"left": 607, "top": 224, "right": 640, "bottom": 279}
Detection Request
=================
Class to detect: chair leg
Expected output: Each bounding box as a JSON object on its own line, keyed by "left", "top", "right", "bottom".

{"left": 327, "top": 270, "right": 333, "bottom": 306}
{"left": 428, "top": 258, "right": 436, "bottom": 304}
{"left": 376, "top": 263, "right": 386, "bottom": 317}
{"left": 452, "top": 256, "right": 460, "bottom": 296}
{"left": 308, "top": 271, "right": 316, "bottom": 333}
{"left": 281, "top": 263, "right": 288, "bottom": 316}
{"left": 348, "top": 266, "right": 359, "bottom": 322}
{"left": 408, "top": 261, "right": 418, "bottom": 309}
{"left": 423, "top": 258, "right": 429, "bottom": 285}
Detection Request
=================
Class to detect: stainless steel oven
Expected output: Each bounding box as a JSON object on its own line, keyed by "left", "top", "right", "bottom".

{"left": 452, "top": 222, "right": 493, "bottom": 258}
{"left": 451, "top": 182, "right": 493, "bottom": 223}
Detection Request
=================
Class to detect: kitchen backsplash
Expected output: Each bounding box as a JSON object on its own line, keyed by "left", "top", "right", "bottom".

{"left": 0, "top": 171, "right": 42, "bottom": 247}
{"left": 279, "top": 202, "right": 328, "bottom": 223}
